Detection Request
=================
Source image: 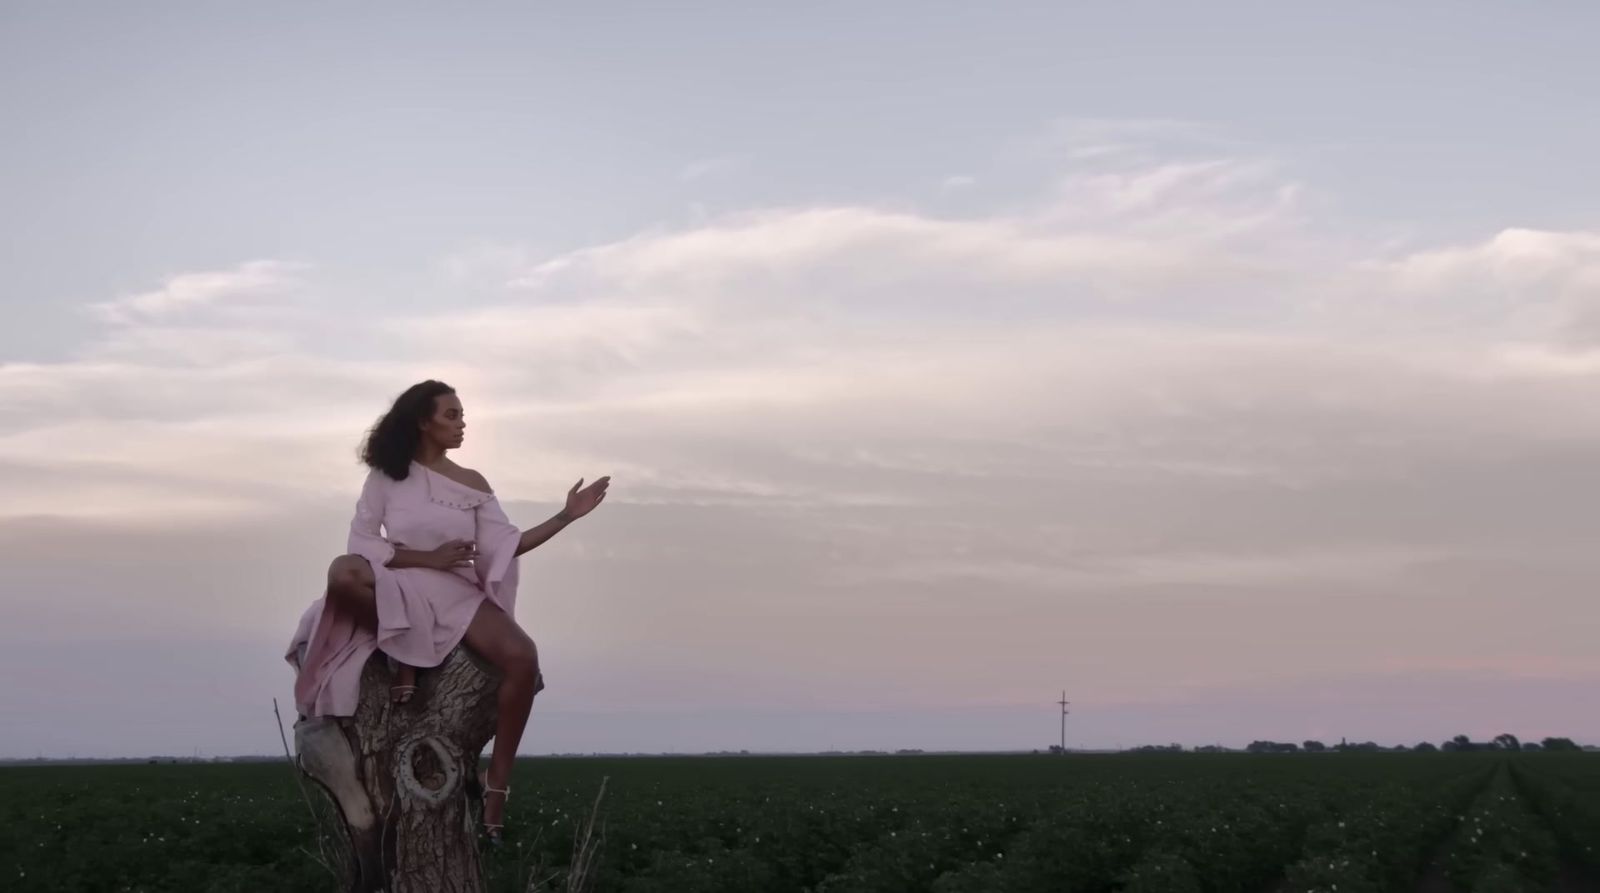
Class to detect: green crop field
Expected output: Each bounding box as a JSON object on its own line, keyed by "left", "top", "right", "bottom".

{"left": 3, "top": 752, "right": 1597, "bottom": 892}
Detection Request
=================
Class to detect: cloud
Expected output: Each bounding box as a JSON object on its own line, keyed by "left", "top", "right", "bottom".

{"left": 510, "top": 209, "right": 1283, "bottom": 325}
{"left": 1023, "top": 117, "right": 1246, "bottom": 177}
{"left": 1383, "top": 228, "right": 1600, "bottom": 290}
{"left": 859, "top": 544, "right": 1456, "bottom": 591}
{"left": 678, "top": 155, "right": 743, "bottom": 182}
{"left": 1374, "top": 227, "right": 1600, "bottom": 345}
{"left": 10, "top": 147, "right": 1600, "bottom": 525}
{"left": 9, "top": 146, "right": 1598, "bottom": 529}
{"left": 86, "top": 260, "right": 307, "bottom": 325}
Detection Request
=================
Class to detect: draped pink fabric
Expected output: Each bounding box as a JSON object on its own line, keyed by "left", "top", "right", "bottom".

{"left": 287, "top": 462, "right": 523, "bottom": 717}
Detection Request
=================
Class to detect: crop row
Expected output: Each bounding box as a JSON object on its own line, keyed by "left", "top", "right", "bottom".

{"left": 1276, "top": 763, "right": 1489, "bottom": 893}
{"left": 568, "top": 755, "right": 1497, "bottom": 893}
{"left": 1509, "top": 754, "right": 1600, "bottom": 879}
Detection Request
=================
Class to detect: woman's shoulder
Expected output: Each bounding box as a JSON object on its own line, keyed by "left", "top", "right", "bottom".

{"left": 456, "top": 467, "right": 493, "bottom": 494}
{"left": 363, "top": 465, "right": 398, "bottom": 485}
{"left": 360, "top": 463, "right": 416, "bottom": 494}
{"left": 434, "top": 458, "right": 492, "bottom": 494}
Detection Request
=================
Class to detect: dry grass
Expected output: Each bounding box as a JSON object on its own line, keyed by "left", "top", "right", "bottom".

{"left": 524, "top": 775, "right": 608, "bottom": 893}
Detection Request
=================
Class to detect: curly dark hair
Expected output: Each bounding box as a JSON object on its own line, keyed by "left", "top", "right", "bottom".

{"left": 359, "top": 380, "right": 457, "bottom": 480}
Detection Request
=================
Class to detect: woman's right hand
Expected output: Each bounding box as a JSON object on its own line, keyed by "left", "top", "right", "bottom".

{"left": 426, "top": 539, "right": 477, "bottom": 570}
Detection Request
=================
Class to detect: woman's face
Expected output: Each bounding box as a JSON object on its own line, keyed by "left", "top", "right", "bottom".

{"left": 420, "top": 392, "right": 466, "bottom": 451}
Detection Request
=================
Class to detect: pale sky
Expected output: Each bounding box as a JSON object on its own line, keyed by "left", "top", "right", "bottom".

{"left": 3, "top": 2, "right": 1598, "bottom": 758}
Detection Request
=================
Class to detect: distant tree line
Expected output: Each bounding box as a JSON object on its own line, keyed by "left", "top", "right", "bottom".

{"left": 1234, "top": 735, "right": 1585, "bottom": 754}
{"left": 1040, "top": 735, "right": 1590, "bottom": 755}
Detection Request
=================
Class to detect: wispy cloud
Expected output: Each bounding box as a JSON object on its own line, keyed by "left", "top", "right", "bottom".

{"left": 11, "top": 143, "right": 1600, "bottom": 522}
{"left": 86, "top": 260, "right": 308, "bottom": 325}
{"left": 678, "top": 155, "right": 743, "bottom": 182}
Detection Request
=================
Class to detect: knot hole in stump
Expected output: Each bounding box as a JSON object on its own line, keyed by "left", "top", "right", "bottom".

{"left": 397, "top": 737, "right": 462, "bottom": 805}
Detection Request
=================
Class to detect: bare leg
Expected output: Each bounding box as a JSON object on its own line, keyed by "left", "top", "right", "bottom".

{"left": 325, "top": 555, "right": 417, "bottom": 703}
{"left": 326, "top": 554, "right": 377, "bottom": 627}
{"left": 461, "top": 600, "right": 541, "bottom": 833}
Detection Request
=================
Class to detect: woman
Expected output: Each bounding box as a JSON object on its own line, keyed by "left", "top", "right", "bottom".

{"left": 287, "top": 379, "right": 609, "bottom": 843}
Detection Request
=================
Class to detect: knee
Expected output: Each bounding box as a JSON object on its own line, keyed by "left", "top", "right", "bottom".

{"left": 326, "top": 555, "right": 373, "bottom": 601}
{"left": 504, "top": 637, "right": 540, "bottom": 685}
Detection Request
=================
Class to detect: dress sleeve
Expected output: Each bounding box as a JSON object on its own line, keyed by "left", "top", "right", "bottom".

{"left": 347, "top": 469, "right": 397, "bottom": 568}
{"left": 475, "top": 496, "right": 522, "bottom": 615}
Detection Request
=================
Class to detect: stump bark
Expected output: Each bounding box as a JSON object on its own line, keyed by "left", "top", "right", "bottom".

{"left": 294, "top": 646, "right": 500, "bottom": 893}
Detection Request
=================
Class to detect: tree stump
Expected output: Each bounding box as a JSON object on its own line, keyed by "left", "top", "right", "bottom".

{"left": 294, "top": 646, "right": 500, "bottom": 893}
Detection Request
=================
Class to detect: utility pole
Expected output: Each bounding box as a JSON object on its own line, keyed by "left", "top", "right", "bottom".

{"left": 1057, "top": 691, "right": 1070, "bottom": 754}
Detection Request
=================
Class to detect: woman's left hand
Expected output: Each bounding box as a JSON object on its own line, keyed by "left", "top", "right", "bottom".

{"left": 564, "top": 475, "right": 611, "bottom": 521}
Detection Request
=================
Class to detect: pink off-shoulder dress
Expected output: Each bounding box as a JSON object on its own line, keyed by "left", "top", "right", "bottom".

{"left": 286, "top": 461, "right": 523, "bottom": 718}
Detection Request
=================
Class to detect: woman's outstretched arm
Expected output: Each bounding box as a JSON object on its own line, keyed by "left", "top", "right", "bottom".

{"left": 513, "top": 475, "right": 609, "bottom": 556}
{"left": 514, "top": 509, "right": 575, "bottom": 557}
